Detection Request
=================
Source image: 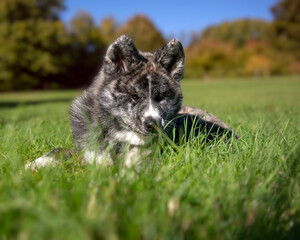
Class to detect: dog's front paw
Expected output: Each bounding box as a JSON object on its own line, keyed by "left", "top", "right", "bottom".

{"left": 25, "top": 156, "right": 57, "bottom": 171}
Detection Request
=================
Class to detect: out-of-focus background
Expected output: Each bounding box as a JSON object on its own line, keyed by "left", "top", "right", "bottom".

{"left": 0, "top": 0, "right": 299, "bottom": 91}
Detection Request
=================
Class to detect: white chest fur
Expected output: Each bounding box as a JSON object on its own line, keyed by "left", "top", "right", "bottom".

{"left": 113, "top": 131, "right": 146, "bottom": 146}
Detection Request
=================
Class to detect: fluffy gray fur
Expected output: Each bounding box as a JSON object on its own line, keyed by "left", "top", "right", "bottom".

{"left": 70, "top": 35, "right": 186, "bottom": 164}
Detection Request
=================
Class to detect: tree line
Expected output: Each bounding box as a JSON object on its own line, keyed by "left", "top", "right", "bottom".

{"left": 0, "top": 0, "right": 299, "bottom": 91}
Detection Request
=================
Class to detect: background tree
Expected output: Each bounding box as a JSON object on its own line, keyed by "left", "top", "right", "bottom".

{"left": 269, "top": 0, "right": 300, "bottom": 59}
{"left": 185, "top": 39, "right": 238, "bottom": 79}
{"left": 62, "top": 11, "right": 105, "bottom": 88}
{"left": 0, "top": 0, "right": 299, "bottom": 91}
{"left": 185, "top": 19, "right": 271, "bottom": 79}
{"left": 245, "top": 55, "right": 271, "bottom": 77}
{"left": 117, "top": 15, "right": 165, "bottom": 52}
{"left": 191, "top": 19, "right": 269, "bottom": 48}
{"left": 99, "top": 17, "right": 117, "bottom": 45}
{"left": 0, "top": 0, "right": 69, "bottom": 90}
{"left": 0, "top": 0, "right": 64, "bottom": 22}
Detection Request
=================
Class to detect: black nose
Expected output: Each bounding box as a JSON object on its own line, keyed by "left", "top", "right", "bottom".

{"left": 144, "top": 117, "right": 157, "bottom": 132}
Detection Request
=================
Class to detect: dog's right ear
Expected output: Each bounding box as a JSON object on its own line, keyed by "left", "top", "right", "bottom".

{"left": 103, "top": 35, "right": 142, "bottom": 74}
{"left": 154, "top": 39, "right": 185, "bottom": 81}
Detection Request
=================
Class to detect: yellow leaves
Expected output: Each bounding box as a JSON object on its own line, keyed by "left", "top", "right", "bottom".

{"left": 69, "top": 11, "right": 96, "bottom": 44}
{"left": 30, "top": 52, "right": 59, "bottom": 74}
{"left": 117, "top": 15, "right": 166, "bottom": 52}
{"left": 99, "top": 17, "right": 117, "bottom": 44}
{"left": 245, "top": 55, "right": 271, "bottom": 77}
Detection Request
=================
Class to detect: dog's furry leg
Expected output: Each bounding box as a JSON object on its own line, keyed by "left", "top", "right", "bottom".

{"left": 25, "top": 147, "right": 115, "bottom": 171}
{"left": 83, "top": 150, "right": 113, "bottom": 165}
{"left": 25, "top": 148, "right": 75, "bottom": 171}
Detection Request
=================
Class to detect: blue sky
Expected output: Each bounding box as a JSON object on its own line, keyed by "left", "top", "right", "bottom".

{"left": 61, "top": 0, "right": 278, "bottom": 43}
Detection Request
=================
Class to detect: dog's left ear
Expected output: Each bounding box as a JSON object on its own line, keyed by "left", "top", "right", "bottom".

{"left": 103, "top": 35, "right": 143, "bottom": 74}
{"left": 154, "top": 39, "right": 185, "bottom": 81}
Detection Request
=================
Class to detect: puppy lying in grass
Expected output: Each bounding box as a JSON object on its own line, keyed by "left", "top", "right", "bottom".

{"left": 26, "top": 35, "right": 238, "bottom": 170}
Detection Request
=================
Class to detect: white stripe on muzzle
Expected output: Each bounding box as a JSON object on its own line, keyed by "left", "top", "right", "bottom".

{"left": 143, "top": 75, "right": 160, "bottom": 120}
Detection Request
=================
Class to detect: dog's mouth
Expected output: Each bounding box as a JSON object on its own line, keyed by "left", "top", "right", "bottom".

{"left": 128, "top": 116, "right": 178, "bottom": 137}
{"left": 130, "top": 124, "right": 160, "bottom": 137}
{"left": 144, "top": 118, "right": 166, "bottom": 136}
{"left": 125, "top": 117, "right": 168, "bottom": 137}
{"left": 135, "top": 128, "right": 159, "bottom": 137}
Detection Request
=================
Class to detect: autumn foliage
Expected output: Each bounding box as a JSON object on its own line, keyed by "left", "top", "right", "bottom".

{"left": 0, "top": 0, "right": 299, "bottom": 91}
{"left": 185, "top": 8, "right": 300, "bottom": 79}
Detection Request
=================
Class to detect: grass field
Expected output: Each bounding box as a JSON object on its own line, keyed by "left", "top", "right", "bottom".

{"left": 0, "top": 76, "right": 299, "bottom": 239}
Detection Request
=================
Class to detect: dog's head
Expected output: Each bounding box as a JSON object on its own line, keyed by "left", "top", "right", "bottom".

{"left": 98, "top": 35, "right": 184, "bottom": 136}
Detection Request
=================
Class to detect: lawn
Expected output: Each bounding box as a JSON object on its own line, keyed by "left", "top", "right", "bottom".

{"left": 0, "top": 76, "right": 299, "bottom": 239}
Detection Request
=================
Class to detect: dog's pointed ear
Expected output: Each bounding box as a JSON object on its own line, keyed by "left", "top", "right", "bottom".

{"left": 103, "top": 35, "right": 142, "bottom": 74}
{"left": 154, "top": 39, "right": 185, "bottom": 81}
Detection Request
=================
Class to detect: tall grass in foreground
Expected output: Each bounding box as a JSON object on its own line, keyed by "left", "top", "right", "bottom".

{"left": 0, "top": 77, "right": 299, "bottom": 239}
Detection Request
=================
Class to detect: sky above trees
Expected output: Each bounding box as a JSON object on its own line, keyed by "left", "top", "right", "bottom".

{"left": 61, "top": 0, "right": 278, "bottom": 41}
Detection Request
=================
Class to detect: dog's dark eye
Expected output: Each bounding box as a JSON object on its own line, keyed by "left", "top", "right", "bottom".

{"left": 155, "top": 95, "right": 165, "bottom": 103}
{"left": 131, "top": 94, "right": 140, "bottom": 101}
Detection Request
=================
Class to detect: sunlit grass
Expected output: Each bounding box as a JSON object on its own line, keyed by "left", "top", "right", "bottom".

{"left": 0, "top": 77, "right": 299, "bottom": 239}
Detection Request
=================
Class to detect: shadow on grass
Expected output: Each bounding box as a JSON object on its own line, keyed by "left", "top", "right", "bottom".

{"left": 0, "top": 98, "right": 74, "bottom": 108}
